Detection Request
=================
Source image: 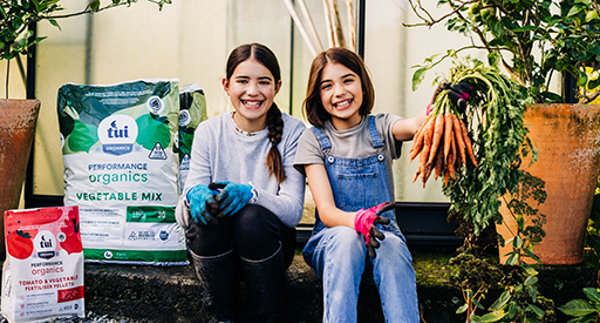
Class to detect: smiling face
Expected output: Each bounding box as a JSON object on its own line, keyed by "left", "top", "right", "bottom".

{"left": 223, "top": 59, "right": 282, "bottom": 132}
{"left": 319, "top": 62, "right": 364, "bottom": 130}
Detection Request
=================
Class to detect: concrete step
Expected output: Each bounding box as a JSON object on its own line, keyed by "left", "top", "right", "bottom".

{"left": 84, "top": 253, "right": 378, "bottom": 323}
{"left": 82, "top": 251, "right": 597, "bottom": 323}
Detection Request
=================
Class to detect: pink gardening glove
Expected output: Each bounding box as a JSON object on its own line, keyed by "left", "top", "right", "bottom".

{"left": 354, "top": 202, "right": 394, "bottom": 258}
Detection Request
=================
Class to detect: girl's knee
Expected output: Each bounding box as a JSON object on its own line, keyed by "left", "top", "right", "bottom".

{"left": 310, "top": 227, "right": 367, "bottom": 276}
{"left": 376, "top": 234, "right": 413, "bottom": 264}
{"left": 325, "top": 226, "right": 366, "bottom": 253}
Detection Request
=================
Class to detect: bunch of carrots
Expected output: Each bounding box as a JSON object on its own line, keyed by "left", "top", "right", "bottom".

{"left": 410, "top": 89, "right": 478, "bottom": 187}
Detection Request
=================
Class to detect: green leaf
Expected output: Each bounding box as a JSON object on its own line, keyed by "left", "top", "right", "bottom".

{"left": 559, "top": 299, "right": 597, "bottom": 317}
{"left": 488, "top": 52, "right": 501, "bottom": 68}
{"left": 528, "top": 304, "right": 545, "bottom": 318}
{"left": 490, "top": 291, "right": 511, "bottom": 310}
{"left": 505, "top": 253, "right": 519, "bottom": 265}
{"left": 457, "top": 303, "right": 468, "bottom": 314}
{"left": 578, "top": 73, "right": 588, "bottom": 87}
{"left": 508, "top": 302, "right": 518, "bottom": 318}
{"left": 412, "top": 67, "right": 427, "bottom": 92}
{"left": 473, "top": 298, "right": 485, "bottom": 310}
{"left": 513, "top": 235, "right": 523, "bottom": 248}
{"left": 490, "top": 20, "right": 504, "bottom": 38}
{"left": 512, "top": 25, "right": 540, "bottom": 32}
{"left": 31, "top": 0, "right": 41, "bottom": 12}
{"left": 478, "top": 310, "right": 507, "bottom": 322}
{"left": 574, "top": 314, "right": 600, "bottom": 323}
{"left": 568, "top": 5, "right": 584, "bottom": 17}
{"left": 583, "top": 287, "right": 600, "bottom": 304}
{"left": 587, "top": 78, "right": 600, "bottom": 91}
{"left": 48, "top": 19, "right": 60, "bottom": 30}
{"left": 524, "top": 275, "right": 538, "bottom": 287}
{"left": 89, "top": 0, "right": 101, "bottom": 11}
{"left": 522, "top": 264, "right": 538, "bottom": 276}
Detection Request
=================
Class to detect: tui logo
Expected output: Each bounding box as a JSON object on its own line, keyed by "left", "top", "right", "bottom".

{"left": 107, "top": 120, "right": 130, "bottom": 139}
{"left": 98, "top": 115, "right": 138, "bottom": 155}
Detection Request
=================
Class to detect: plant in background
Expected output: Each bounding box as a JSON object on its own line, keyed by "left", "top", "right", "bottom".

{"left": 583, "top": 195, "right": 600, "bottom": 268}
{"left": 406, "top": 0, "right": 600, "bottom": 104}
{"left": 0, "top": 0, "right": 172, "bottom": 97}
{"left": 450, "top": 250, "right": 504, "bottom": 321}
{"left": 450, "top": 170, "right": 552, "bottom": 323}
{"left": 492, "top": 171, "right": 549, "bottom": 322}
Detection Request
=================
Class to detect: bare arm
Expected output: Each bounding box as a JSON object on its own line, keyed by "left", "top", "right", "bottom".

{"left": 305, "top": 163, "right": 356, "bottom": 229}
{"left": 392, "top": 108, "right": 428, "bottom": 142}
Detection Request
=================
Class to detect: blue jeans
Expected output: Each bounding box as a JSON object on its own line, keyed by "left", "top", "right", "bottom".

{"left": 304, "top": 226, "right": 419, "bottom": 322}
{"left": 304, "top": 117, "right": 419, "bottom": 322}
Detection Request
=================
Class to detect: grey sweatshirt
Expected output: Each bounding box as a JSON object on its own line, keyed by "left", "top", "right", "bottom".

{"left": 175, "top": 111, "right": 307, "bottom": 229}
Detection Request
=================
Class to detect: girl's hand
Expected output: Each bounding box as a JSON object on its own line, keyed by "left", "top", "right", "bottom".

{"left": 429, "top": 81, "right": 473, "bottom": 115}
{"left": 186, "top": 184, "right": 220, "bottom": 228}
{"left": 354, "top": 202, "right": 393, "bottom": 258}
{"left": 210, "top": 181, "right": 254, "bottom": 217}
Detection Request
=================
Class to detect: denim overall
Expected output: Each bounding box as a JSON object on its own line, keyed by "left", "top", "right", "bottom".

{"left": 303, "top": 116, "right": 419, "bottom": 323}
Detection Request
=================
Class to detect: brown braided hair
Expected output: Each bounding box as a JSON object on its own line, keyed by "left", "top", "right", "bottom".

{"left": 226, "top": 43, "right": 286, "bottom": 183}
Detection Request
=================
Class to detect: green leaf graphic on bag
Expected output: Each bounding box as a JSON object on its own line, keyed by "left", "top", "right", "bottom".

{"left": 178, "top": 131, "right": 194, "bottom": 157}
{"left": 135, "top": 114, "right": 171, "bottom": 150}
{"left": 67, "top": 120, "right": 99, "bottom": 153}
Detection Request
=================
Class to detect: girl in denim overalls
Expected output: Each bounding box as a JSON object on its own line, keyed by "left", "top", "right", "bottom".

{"left": 293, "top": 47, "right": 429, "bottom": 323}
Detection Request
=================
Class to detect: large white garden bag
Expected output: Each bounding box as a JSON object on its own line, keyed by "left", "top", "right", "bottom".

{"left": 57, "top": 79, "right": 188, "bottom": 265}
{"left": 2, "top": 206, "right": 85, "bottom": 323}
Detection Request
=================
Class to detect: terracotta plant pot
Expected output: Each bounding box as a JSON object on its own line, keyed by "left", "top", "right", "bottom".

{"left": 0, "top": 99, "right": 40, "bottom": 259}
{"left": 497, "top": 104, "right": 600, "bottom": 265}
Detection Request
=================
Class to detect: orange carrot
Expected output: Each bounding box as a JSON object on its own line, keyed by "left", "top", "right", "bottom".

{"left": 452, "top": 114, "right": 467, "bottom": 167}
{"left": 410, "top": 116, "right": 427, "bottom": 153}
{"left": 422, "top": 164, "right": 433, "bottom": 188}
{"left": 443, "top": 112, "right": 453, "bottom": 163}
{"left": 410, "top": 116, "right": 433, "bottom": 161}
{"left": 410, "top": 126, "right": 425, "bottom": 161}
{"left": 427, "top": 113, "right": 445, "bottom": 165}
{"left": 419, "top": 116, "right": 435, "bottom": 172}
{"left": 434, "top": 145, "right": 444, "bottom": 179}
{"left": 412, "top": 166, "right": 421, "bottom": 183}
{"left": 414, "top": 133, "right": 429, "bottom": 183}
{"left": 413, "top": 159, "right": 422, "bottom": 183}
{"left": 448, "top": 134, "right": 457, "bottom": 180}
{"left": 459, "top": 119, "right": 478, "bottom": 167}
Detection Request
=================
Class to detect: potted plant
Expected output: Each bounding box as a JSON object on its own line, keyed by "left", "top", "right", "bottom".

{"left": 406, "top": 0, "right": 600, "bottom": 265}
{"left": 0, "top": 0, "right": 171, "bottom": 259}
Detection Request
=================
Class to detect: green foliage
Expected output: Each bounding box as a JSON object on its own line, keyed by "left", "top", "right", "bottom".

{"left": 584, "top": 194, "right": 600, "bottom": 267}
{"left": 0, "top": 0, "right": 172, "bottom": 76}
{"left": 449, "top": 251, "right": 504, "bottom": 320}
{"left": 559, "top": 287, "right": 600, "bottom": 322}
{"left": 430, "top": 57, "right": 535, "bottom": 235}
{"left": 406, "top": 0, "right": 600, "bottom": 103}
{"left": 452, "top": 171, "right": 551, "bottom": 323}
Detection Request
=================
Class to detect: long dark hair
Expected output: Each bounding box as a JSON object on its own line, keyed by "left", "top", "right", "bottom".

{"left": 303, "top": 47, "right": 375, "bottom": 127}
{"left": 225, "top": 43, "right": 286, "bottom": 183}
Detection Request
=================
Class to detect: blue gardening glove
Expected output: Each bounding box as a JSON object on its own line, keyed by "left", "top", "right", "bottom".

{"left": 209, "top": 181, "right": 254, "bottom": 217}
{"left": 186, "top": 184, "right": 219, "bottom": 227}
